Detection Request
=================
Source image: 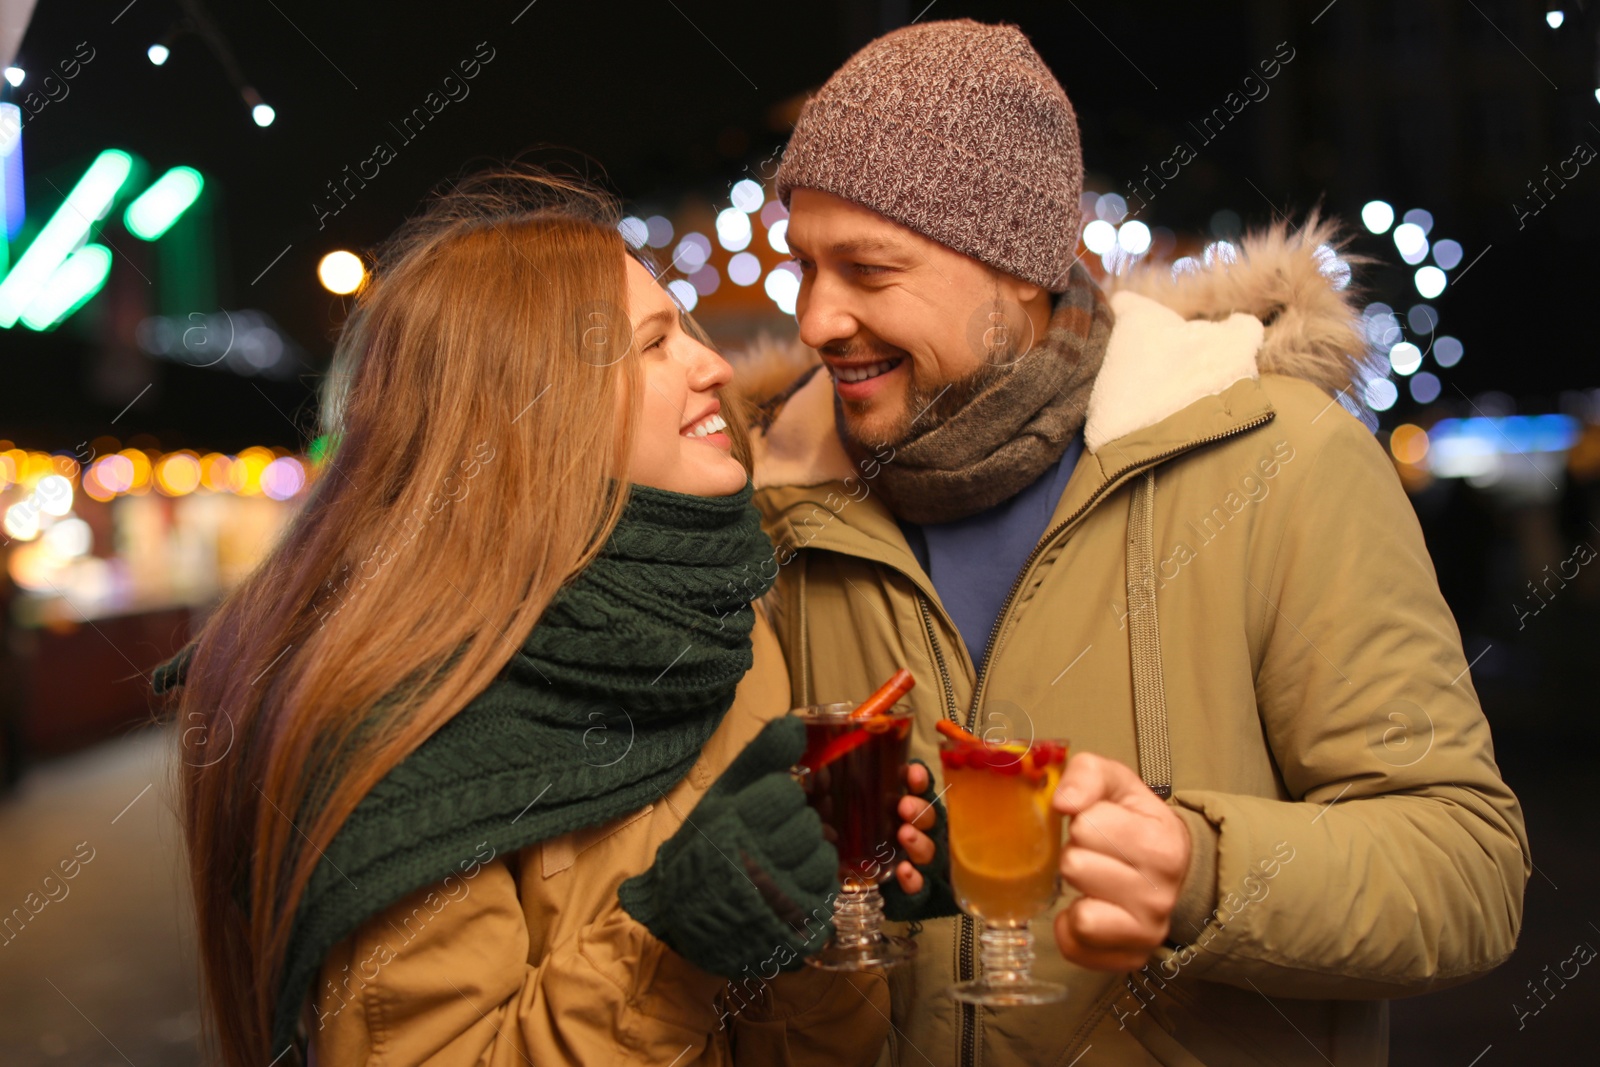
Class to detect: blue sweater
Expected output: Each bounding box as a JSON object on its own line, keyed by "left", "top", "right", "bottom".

{"left": 899, "top": 431, "right": 1084, "bottom": 663}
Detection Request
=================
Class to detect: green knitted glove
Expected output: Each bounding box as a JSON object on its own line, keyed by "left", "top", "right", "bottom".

{"left": 882, "top": 758, "right": 960, "bottom": 922}
{"left": 619, "top": 716, "right": 841, "bottom": 978}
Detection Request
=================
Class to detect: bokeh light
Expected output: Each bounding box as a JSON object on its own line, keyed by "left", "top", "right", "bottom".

{"left": 201, "top": 453, "right": 232, "bottom": 492}
{"left": 764, "top": 263, "right": 800, "bottom": 315}
{"left": 1401, "top": 208, "right": 1434, "bottom": 235}
{"left": 672, "top": 233, "right": 711, "bottom": 273}
{"left": 1117, "top": 220, "right": 1151, "bottom": 255}
{"left": 1361, "top": 200, "right": 1395, "bottom": 234}
{"left": 689, "top": 265, "right": 721, "bottom": 296}
{"left": 1082, "top": 220, "right": 1116, "bottom": 254}
{"left": 1407, "top": 304, "right": 1438, "bottom": 334}
{"left": 715, "top": 208, "right": 752, "bottom": 252}
{"left": 43, "top": 517, "right": 91, "bottom": 558}
{"left": 730, "top": 180, "right": 764, "bottom": 213}
{"left": 1410, "top": 371, "right": 1443, "bottom": 404}
{"left": 666, "top": 278, "right": 699, "bottom": 312}
{"left": 1390, "top": 342, "right": 1423, "bottom": 376}
{"left": 644, "top": 215, "right": 674, "bottom": 248}
{"left": 262, "top": 456, "right": 307, "bottom": 500}
{"left": 1393, "top": 223, "right": 1429, "bottom": 265}
{"left": 36, "top": 474, "right": 73, "bottom": 516}
{"left": 1095, "top": 193, "right": 1128, "bottom": 223}
{"left": 767, "top": 219, "right": 789, "bottom": 253}
{"left": 1390, "top": 423, "right": 1431, "bottom": 465}
{"left": 318, "top": 251, "right": 365, "bottom": 295}
{"left": 618, "top": 217, "right": 648, "bottom": 248}
{"left": 727, "top": 253, "right": 762, "bottom": 286}
{"left": 1434, "top": 336, "right": 1464, "bottom": 368}
{"left": 156, "top": 452, "right": 203, "bottom": 496}
{"left": 1414, "top": 266, "right": 1446, "bottom": 299}
{"left": 1365, "top": 377, "right": 1399, "bottom": 411}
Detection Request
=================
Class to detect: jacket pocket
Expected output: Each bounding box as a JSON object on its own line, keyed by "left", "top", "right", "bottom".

{"left": 564, "top": 904, "right": 731, "bottom": 1060}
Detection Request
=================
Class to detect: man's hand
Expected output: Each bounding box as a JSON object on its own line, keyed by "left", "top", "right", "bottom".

{"left": 895, "top": 761, "right": 937, "bottom": 893}
{"left": 1051, "top": 752, "right": 1191, "bottom": 971}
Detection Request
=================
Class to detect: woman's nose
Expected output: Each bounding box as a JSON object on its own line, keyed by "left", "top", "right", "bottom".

{"left": 686, "top": 340, "right": 734, "bottom": 394}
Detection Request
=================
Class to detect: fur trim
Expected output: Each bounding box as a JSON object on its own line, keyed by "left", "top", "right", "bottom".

{"left": 1084, "top": 291, "right": 1263, "bottom": 453}
{"left": 749, "top": 364, "right": 854, "bottom": 490}
{"left": 1110, "top": 209, "right": 1379, "bottom": 404}
{"left": 727, "top": 333, "right": 820, "bottom": 408}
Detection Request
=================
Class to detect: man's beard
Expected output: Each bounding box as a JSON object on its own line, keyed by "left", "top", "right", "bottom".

{"left": 835, "top": 347, "right": 1011, "bottom": 453}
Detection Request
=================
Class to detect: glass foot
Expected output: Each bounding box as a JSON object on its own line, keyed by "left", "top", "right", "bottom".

{"left": 948, "top": 921, "right": 1068, "bottom": 1006}
{"left": 807, "top": 933, "right": 917, "bottom": 971}
{"left": 804, "top": 880, "right": 917, "bottom": 972}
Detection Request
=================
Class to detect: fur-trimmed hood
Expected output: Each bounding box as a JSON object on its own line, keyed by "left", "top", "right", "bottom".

{"left": 733, "top": 212, "right": 1377, "bottom": 488}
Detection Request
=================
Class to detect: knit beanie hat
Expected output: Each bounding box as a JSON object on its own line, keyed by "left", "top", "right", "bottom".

{"left": 775, "top": 19, "right": 1084, "bottom": 292}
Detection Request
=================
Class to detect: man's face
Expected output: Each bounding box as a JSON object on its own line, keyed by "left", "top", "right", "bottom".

{"left": 786, "top": 188, "right": 1045, "bottom": 449}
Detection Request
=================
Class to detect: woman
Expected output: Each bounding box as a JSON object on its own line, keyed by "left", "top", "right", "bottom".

{"left": 155, "top": 167, "right": 890, "bottom": 1066}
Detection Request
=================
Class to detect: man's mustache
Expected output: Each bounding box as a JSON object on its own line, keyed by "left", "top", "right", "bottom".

{"left": 820, "top": 339, "right": 909, "bottom": 363}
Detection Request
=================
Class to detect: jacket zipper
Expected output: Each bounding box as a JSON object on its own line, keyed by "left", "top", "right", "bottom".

{"left": 966, "top": 413, "right": 1274, "bottom": 716}
{"left": 916, "top": 598, "right": 977, "bottom": 1067}
{"left": 920, "top": 412, "right": 1274, "bottom": 1067}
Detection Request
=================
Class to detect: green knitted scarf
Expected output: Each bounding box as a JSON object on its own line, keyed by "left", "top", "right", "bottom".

{"left": 155, "top": 482, "right": 777, "bottom": 1061}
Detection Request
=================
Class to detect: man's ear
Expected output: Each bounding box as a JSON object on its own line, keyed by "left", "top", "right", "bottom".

{"left": 994, "top": 270, "right": 1053, "bottom": 349}
{"left": 1003, "top": 275, "right": 1046, "bottom": 307}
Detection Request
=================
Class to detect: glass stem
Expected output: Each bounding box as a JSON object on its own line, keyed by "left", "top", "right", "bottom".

{"left": 978, "top": 922, "right": 1035, "bottom": 985}
{"left": 831, "top": 880, "right": 886, "bottom": 949}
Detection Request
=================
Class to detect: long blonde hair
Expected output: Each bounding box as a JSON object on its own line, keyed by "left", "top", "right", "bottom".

{"left": 170, "top": 166, "right": 750, "bottom": 1065}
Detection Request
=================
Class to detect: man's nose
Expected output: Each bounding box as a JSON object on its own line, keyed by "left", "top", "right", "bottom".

{"left": 795, "top": 274, "right": 856, "bottom": 352}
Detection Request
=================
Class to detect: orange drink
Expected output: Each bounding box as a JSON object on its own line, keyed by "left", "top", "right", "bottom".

{"left": 939, "top": 736, "right": 1069, "bottom": 1006}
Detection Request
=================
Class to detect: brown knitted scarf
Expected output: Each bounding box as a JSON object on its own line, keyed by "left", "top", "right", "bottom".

{"left": 836, "top": 261, "right": 1114, "bottom": 524}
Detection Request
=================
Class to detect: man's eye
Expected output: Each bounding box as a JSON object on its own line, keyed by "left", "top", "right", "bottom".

{"left": 790, "top": 256, "right": 813, "bottom": 272}
{"left": 853, "top": 263, "right": 888, "bottom": 277}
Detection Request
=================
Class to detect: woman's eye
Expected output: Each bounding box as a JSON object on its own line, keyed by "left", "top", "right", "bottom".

{"left": 643, "top": 335, "right": 666, "bottom": 353}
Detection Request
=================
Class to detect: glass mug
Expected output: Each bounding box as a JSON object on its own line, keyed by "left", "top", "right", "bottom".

{"left": 789, "top": 702, "right": 917, "bottom": 971}
{"left": 940, "top": 735, "right": 1070, "bottom": 1005}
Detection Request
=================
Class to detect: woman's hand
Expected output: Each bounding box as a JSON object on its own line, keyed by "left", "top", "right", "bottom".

{"left": 618, "top": 717, "right": 842, "bottom": 977}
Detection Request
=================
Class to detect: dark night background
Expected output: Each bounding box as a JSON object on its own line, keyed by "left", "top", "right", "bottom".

{"left": 1, "top": 1, "right": 1596, "bottom": 1064}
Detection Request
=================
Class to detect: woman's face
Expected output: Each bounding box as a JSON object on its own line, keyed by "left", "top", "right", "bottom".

{"left": 621, "top": 255, "right": 746, "bottom": 496}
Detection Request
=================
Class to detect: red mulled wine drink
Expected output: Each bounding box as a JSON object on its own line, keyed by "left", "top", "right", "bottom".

{"left": 790, "top": 702, "right": 916, "bottom": 971}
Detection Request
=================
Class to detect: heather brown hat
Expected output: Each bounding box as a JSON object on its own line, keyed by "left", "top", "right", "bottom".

{"left": 775, "top": 19, "right": 1083, "bottom": 292}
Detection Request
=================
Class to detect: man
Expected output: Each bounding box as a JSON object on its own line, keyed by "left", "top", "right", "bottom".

{"left": 747, "top": 18, "right": 1528, "bottom": 1067}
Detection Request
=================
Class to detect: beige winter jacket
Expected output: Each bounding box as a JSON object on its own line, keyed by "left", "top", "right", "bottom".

{"left": 303, "top": 613, "right": 891, "bottom": 1066}
{"left": 747, "top": 220, "right": 1530, "bottom": 1066}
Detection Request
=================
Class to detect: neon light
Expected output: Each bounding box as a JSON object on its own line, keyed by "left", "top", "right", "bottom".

{"left": 0, "top": 149, "right": 133, "bottom": 328}
{"left": 0, "top": 103, "right": 22, "bottom": 242}
{"left": 124, "top": 166, "right": 204, "bottom": 240}
{"left": 19, "top": 244, "right": 113, "bottom": 330}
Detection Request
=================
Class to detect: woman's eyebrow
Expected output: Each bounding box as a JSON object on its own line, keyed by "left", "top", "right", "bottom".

{"left": 632, "top": 308, "right": 674, "bottom": 335}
